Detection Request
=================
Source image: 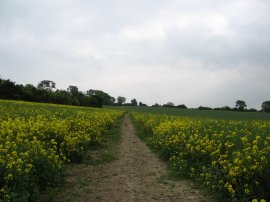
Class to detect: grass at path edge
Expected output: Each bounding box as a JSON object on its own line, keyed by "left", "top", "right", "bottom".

{"left": 83, "top": 115, "right": 124, "bottom": 165}
{"left": 41, "top": 115, "right": 124, "bottom": 201}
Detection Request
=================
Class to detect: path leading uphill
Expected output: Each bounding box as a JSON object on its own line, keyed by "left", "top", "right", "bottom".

{"left": 55, "top": 114, "right": 214, "bottom": 202}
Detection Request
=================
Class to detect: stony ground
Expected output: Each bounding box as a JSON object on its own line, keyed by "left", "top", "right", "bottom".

{"left": 54, "top": 114, "right": 214, "bottom": 202}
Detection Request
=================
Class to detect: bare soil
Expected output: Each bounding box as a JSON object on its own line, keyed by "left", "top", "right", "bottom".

{"left": 54, "top": 114, "right": 214, "bottom": 202}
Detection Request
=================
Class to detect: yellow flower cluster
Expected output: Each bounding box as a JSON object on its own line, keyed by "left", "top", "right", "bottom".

{"left": 0, "top": 100, "right": 123, "bottom": 201}
{"left": 133, "top": 112, "right": 270, "bottom": 201}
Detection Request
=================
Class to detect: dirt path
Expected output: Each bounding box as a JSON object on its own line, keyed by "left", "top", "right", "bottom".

{"left": 55, "top": 114, "right": 214, "bottom": 202}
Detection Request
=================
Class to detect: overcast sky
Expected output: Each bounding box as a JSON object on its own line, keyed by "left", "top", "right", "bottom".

{"left": 1, "top": 0, "right": 270, "bottom": 109}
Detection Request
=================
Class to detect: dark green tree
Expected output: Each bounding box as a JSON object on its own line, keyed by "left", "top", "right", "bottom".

{"left": 67, "top": 86, "right": 80, "bottom": 97}
{"left": 139, "top": 102, "right": 147, "bottom": 106}
{"left": 0, "top": 78, "right": 115, "bottom": 108}
{"left": 235, "top": 100, "right": 247, "bottom": 111}
{"left": 262, "top": 100, "right": 270, "bottom": 112}
{"left": 86, "top": 89, "right": 115, "bottom": 106}
{"left": 53, "top": 89, "right": 75, "bottom": 105}
{"left": 163, "top": 102, "right": 174, "bottom": 108}
{"left": 176, "top": 104, "right": 187, "bottom": 109}
{"left": 37, "top": 80, "right": 56, "bottom": 91}
{"left": 198, "top": 106, "right": 212, "bottom": 110}
{"left": 67, "top": 86, "right": 82, "bottom": 105}
{"left": 117, "top": 96, "right": 126, "bottom": 105}
{"left": 0, "top": 79, "right": 21, "bottom": 99}
{"left": 222, "top": 106, "right": 232, "bottom": 111}
{"left": 110, "top": 97, "right": 116, "bottom": 104}
{"left": 22, "top": 84, "right": 38, "bottom": 101}
{"left": 131, "top": 98, "right": 138, "bottom": 106}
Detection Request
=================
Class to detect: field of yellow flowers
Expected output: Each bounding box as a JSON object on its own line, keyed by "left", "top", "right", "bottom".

{"left": 0, "top": 100, "right": 123, "bottom": 201}
{"left": 132, "top": 112, "right": 270, "bottom": 201}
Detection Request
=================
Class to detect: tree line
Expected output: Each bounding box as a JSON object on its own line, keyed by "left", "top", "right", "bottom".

{"left": 151, "top": 100, "right": 270, "bottom": 112}
{"left": 0, "top": 78, "right": 270, "bottom": 112}
{"left": 0, "top": 79, "right": 117, "bottom": 108}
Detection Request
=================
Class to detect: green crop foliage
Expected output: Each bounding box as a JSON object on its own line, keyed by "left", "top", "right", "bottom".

{"left": 132, "top": 112, "right": 270, "bottom": 201}
{"left": 0, "top": 100, "right": 123, "bottom": 201}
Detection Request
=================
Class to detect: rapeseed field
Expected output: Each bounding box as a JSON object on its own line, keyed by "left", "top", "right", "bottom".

{"left": 133, "top": 112, "right": 270, "bottom": 201}
{"left": 0, "top": 100, "right": 123, "bottom": 201}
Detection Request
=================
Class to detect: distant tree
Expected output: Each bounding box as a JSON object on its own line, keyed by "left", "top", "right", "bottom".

{"left": 152, "top": 103, "right": 161, "bottom": 107}
{"left": 139, "top": 102, "right": 147, "bottom": 106}
{"left": 86, "top": 89, "right": 115, "bottom": 106}
{"left": 79, "top": 95, "right": 98, "bottom": 107}
{"left": 117, "top": 96, "right": 126, "bottom": 105}
{"left": 198, "top": 106, "right": 212, "bottom": 110}
{"left": 52, "top": 89, "right": 69, "bottom": 104}
{"left": 131, "top": 98, "right": 138, "bottom": 106}
{"left": 213, "top": 106, "right": 232, "bottom": 111}
{"left": 176, "top": 104, "right": 187, "bottom": 109}
{"left": 222, "top": 106, "right": 232, "bottom": 111}
{"left": 22, "top": 84, "right": 38, "bottom": 101}
{"left": 0, "top": 78, "right": 115, "bottom": 108}
{"left": 0, "top": 79, "right": 22, "bottom": 99}
{"left": 86, "top": 89, "right": 95, "bottom": 96}
{"left": 163, "top": 102, "right": 175, "bottom": 108}
{"left": 37, "top": 80, "right": 56, "bottom": 91}
{"left": 235, "top": 100, "right": 247, "bottom": 111}
{"left": 248, "top": 108, "right": 258, "bottom": 112}
{"left": 110, "top": 97, "right": 116, "bottom": 104}
{"left": 262, "top": 100, "right": 270, "bottom": 112}
{"left": 67, "top": 85, "right": 80, "bottom": 97}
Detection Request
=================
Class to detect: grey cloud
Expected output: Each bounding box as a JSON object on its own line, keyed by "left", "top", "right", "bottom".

{"left": 0, "top": 0, "right": 270, "bottom": 109}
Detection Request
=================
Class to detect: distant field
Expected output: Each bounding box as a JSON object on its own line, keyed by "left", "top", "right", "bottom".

{"left": 105, "top": 106, "right": 270, "bottom": 120}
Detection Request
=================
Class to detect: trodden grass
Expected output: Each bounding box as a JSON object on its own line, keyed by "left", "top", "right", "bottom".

{"left": 44, "top": 115, "right": 124, "bottom": 202}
